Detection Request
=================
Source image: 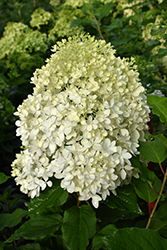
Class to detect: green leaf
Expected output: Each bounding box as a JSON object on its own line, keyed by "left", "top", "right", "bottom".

{"left": 17, "top": 243, "right": 43, "bottom": 250}
{"left": 151, "top": 134, "right": 167, "bottom": 148}
{"left": 70, "top": 18, "right": 83, "bottom": 27}
{"left": 0, "top": 241, "right": 5, "bottom": 249}
{"left": 92, "top": 227, "right": 167, "bottom": 250}
{"left": 151, "top": 203, "right": 167, "bottom": 237}
{"left": 164, "top": 33, "right": 167, "bottom": 41}
{"left": 151, "top": 27, "right": 166, "bottom": 36}
{"left": 62, "top": 205, "right": 96, "bottom": 250}
{"left": 0, "top": 209, "right": 27, "bottom": 231}
{"left": 108, "top": 19, "right": 122, "bottom": 30}
{"left": 147, "top": 95, "right": 167, "bottom": 125}
{"left": 131, "top": 156, "right": 161, "bottom": 198}
{"left": 8, "top": 196, "right": 25, "bottom": 209}
{"left": 111, "top": 37, "right": 128, "bottom": 46}
{"left": 158, "top": 48, "right": 167, "bottom": 58}
{"left": 92, "top": 224, "right": 117, "bottom": 250}
{"left": 81, "top": 18, "right": 97, "bottom": 29}
{"left": 131, "top": 156, "right": 161, "bottom": 185}
{"left": 131, "top": 178, "right": 158, "bottom": 203}
{"left": 6, "top": 214, "right": 62, "bottom": 242}
{"left": 151, "top": 220, "right": 167, "bottom": 238}
{"left": 145, "top": 9, "right": 160, "bottom": 18}
{"left": 28, "top": 179, "right": 68, "bottom": 215}
{"left": 106, "top": 185, "right": 142, "bottom": 214}
{"left": 81, "top": 2, "right": 92, "bottom": 15}
{"left": 131, "top": 156, "right": 155, "bottom": 182}
{"left": 0, "top": 172, "right": 10, "bottom": 184}
{"left": 95, "top": 3, "right": 115, "bottom": 21}
{"left": 139, "top": 140, "right": 167, "bottom": 163}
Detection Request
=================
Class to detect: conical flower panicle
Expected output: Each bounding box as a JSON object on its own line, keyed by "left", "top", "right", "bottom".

{"left": 12, "top": 34, "right": 150, "bottom": 208}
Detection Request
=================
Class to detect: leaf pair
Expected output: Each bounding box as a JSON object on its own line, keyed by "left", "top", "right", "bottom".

{"left": 6, "top": 205, "right": 96, "bottom": 250}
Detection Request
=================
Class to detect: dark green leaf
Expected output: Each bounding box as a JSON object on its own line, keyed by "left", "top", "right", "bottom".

{"left": 97, "top": 204, "right": 140, "bottom": 228}
{"left": 131, "top": 156, "right": 161, "bottom": 186}
{"left": 70, "top": 18, "right": 83, "bottom": 27}
{"left": 28, "top": 179, "right": 68, "bottom": 215}
{"left": 131, "top": 156, "right": 155, "bottom": 182}
{"left": 81, "top": 2, "right": 92, "bottom": 15}
{"left": 82, "top": 18, "right": 97, "bottom": 28}
{"left": 0, "top": 241, "right": 5, "bottom": 249}
{"left": 153, "top": 203, "right": 167, "bottom": 220}
{"left": 145, "top": 39, "right": 161, "bottom": 49}
{"left": 0, "top": 186, "right": 12, "bottom": 203}
{"left": 139, "top": 140, "right": 167, "bottom": 163}
{"left": 0, "top": 172, "right": 10, "bottom": 184}
{"left": 151, "top": 203, "right": 167, "bottom": 237}
{"left": 108, "top": 19, "right": 122, "bottom": 30}
{"left": 95, "top": 3, "right": 115, "bottom": 21}
{"left": 158, "top": 48, "right": 167, "bottom": 58}
{"left": 132, "top": 178, "right": 158, "bottom": 203}
{"left": 151, "top": 219, "right": 167, "bottom": 238}
{"left": 147, "top": 95, "right": 167, "bottom": 125}
{"left": 0, "top": 209, "right": 27, "bottom": 231}
{"left": 92, "top": 227, "right": 167, "bottom": 250}
{"left": 111, "top": 37, "right": 128, "bottom": 46}
{"left": 106, "top": 185, "right": 142, "bottom": 214}
{"left": 8, "top": 196, "right": 25, "bottom": 209}
{"left": 145, "top": 9, "right": 160, "bottom": 18}
{"left": 92, "top": 224, "right": 117, "bottom": 250}
{"left": 151, "top": 27, "right": 166, "bottom": 36}
{"left": 17, "top": 243, "right": 43, "bottom": 250}
{"left": 62, "top": 205, "right": 96, "bottom": 250}
{"left": 164, "top": 34, "right": 167, "bottom": 41}
{"left": 6, "top": 214, "right": 62, "bottom": 242}
{"left": 131, "top": 156, "right": 161, "bottom": 199}
{"left": 150, "top": 134, "right": 167, "bottom": 148}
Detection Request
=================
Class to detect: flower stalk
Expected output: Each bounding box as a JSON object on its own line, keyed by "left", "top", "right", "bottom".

{"left": 146, "top": 167, "right": 167, "bottom": 229}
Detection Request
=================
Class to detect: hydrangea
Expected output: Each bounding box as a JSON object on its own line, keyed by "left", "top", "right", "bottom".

{"left": 0, "top": 22, "right": 47, "bottom": 59}
{"left": 30, "top": 8, "right": 53, "bottom": 30}
{"left": 142, "top": 14, "right": 167, "bottom": 79}
{"left": 49, "top": 6, "right": 84, "bottom": 39}
{"left": 116, "top": 0, "right": 145, "bottom": 17}
{"left": 11, "top": 34, "right": 150, "bottom": 208}
{"left": 142, "top": 15, "right": 167, "bottom": 55}
{"left": 64, "top": 0, "right": 112, "bottom": 8}
{"left": 50, "top": 0, "right": 61, "bottom": 7}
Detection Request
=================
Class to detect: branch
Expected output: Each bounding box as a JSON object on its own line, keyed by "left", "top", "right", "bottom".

{"left": 146, "top": 167, "right": 167, "bottom": 229}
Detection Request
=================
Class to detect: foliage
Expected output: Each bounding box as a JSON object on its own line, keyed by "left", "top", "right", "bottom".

{"left": 0, "top": 0, "right": 54, "bottom": 173}
{"left": 0, "top": 0, "right": 167, "bottom": 249}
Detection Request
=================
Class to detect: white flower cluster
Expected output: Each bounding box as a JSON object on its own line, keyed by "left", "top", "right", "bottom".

{"left": 11, "top": 34, "right": 150, "bottom": 208}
